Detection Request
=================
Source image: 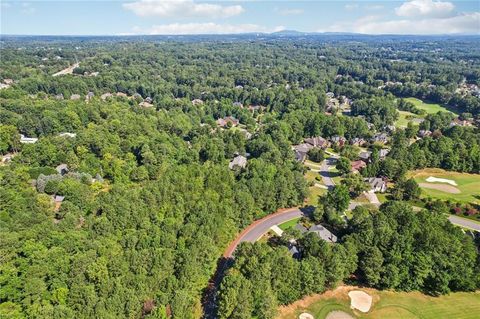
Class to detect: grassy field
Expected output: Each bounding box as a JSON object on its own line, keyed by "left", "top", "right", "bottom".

{"left": 276, "top": 286, "right": 480, "bottom": 319}
{"left": 404, "top": 97, "right": 458, "bottom": 115}
{"left": 395, "top": 110, "right": 420, "bottom": 128}
{"left": 409, "top": 168, "right": 480, "bottom": 204}
{"left": 278, "top": 217, "right": 302, "bottom": 231}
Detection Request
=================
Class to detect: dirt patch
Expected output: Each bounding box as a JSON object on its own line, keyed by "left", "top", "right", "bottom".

{"left": 299, "top": 313, "right": 314, "bottom": 319}
{"left": 419, "top": 183, "right": 461, "bottom": 194}
{"left": 325, "top": 311, "right": 355, "bottom": 319}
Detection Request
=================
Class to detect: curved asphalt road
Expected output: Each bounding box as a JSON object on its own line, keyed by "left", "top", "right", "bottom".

{"left": 223, "top": 207, "right": 304, "bottom": 258}
{"left": 448, "top": 215, "right": 480, "bottom": 232}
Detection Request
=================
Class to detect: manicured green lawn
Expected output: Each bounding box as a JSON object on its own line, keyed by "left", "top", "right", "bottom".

{"left": 409, "top": 168, "right": 480, "bottom": 204}
{"left": 306, "top": 185, "right": 326, "bottom": 206}
{"left": 278, "top": 217, "right": 302, "bottom": 231}
{"left": 395, "top": 110, "right": 420, "bottom": 128}
{"left": 277, "top": 287, "right": 480, "bottom": 319}
{"left": 404, "top": 97, "right": 458, "bottom": 115}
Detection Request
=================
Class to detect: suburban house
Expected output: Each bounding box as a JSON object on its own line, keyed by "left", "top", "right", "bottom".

{"left": 351, "top": 160, "right": 367, "bottom": 173}
{"left": 379, "top": 149, "right": 390, "bottom": 159}
{"left": 55, "top": 94, "right": 64, "bottom": 100}
{"left": 366, "top": 177, "right": 387, "bottom": 193}
{"left": 228, "top": 155, "right": 247, "bottom": 170}
{"left": 247, "top": 105, "right": 263, "bottom": 112}
{"left": 418, "top": 130, "right": 432, "bottom": 138}
{"left": 70, "top": 94, "right": 81, "bottom": 100}
{"left": 217, "top": 116, "right": 239, "bottom": 128}
{"left": 372, "top": 133, "right": 388, "bottom": 144}
{"left": 144, "top": 97, "right": 153, "bottom": 104}
{"left": 53, "top": 195, "right": 65, "bottom": 212}
{"left": 85, "top": 91, "right": 94, "bottom": 102}
{"left": 350, "top": 138, "right": 366, "bottom": 147}
{"left": 191, "top": 99, "right": 204, "bottom": 106}
{"left": 20, "top": 134, "right": 38, "bottom": 144}
{"left": 233, "top": 102, "right": 243, "bottom": 108}
{"left": 139, "top": 101, "right": 153, "bottom": 108}
{"left": 359, "top": 151, "right": 372, "bottom": 162}
{"left": 293, "top": 143, "right": 314, "bottom": 162}
{"left": 331, "top": 136, "right": 347, "bottom": 147}
{"left": 288, "top": 243, "right": 301, "bottom": 259}
{"left": 101, "top": 93, "right": 113, "bottom": 101}
{"left": 56, "top": 164, "right": 69, "bottom": 176}
{"left": 1, "top": 153, "right": 15, "bottom": 164}
{"left": 450, "top": 118, "right": 474, "bottom": 127}
{"left": 295, "top": 223, "right": 337, "bottom": 243}
{"left": 58, "top": 132, "right": 76, "bottom": 138}
{"left": 304, "top": 136, "right": 330, "bottom": 149}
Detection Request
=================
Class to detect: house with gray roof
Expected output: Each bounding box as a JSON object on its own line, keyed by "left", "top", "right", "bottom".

{"left": 228, "top": 155, "right": 247, "bottom": 170}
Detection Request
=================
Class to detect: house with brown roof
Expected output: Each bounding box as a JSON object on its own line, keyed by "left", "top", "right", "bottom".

{"left": 331, "top": 136, "right": 347, "bottom": 147}
{"left": 217, "top": 116, "right": 239, "bottom": 128}
{"left": 192, "top": 99, "right": 204, "bottom": 106}
{"left": 305, "top": 136, "right": 330, "bottom": 149}
{"left": 351, "top": 160, "right": 366, "bottom": 173}
{"left": 350, "top": 138, "right": 366, "bottom": 147}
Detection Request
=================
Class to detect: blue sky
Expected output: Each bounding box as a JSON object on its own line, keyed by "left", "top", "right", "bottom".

{"left": 1, "top": 0, "right": 479, "bottom": 35}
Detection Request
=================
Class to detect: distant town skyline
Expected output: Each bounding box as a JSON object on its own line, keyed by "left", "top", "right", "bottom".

{"left": 1, "top": 0, "right": 479, "bottom": 35}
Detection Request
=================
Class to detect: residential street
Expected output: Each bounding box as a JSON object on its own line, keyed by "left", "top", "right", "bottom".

{"left": 448, "top": 215, "right": 480, "bottom": 232}
{"left": 223, "top": 208, "right": 304, "bottom": 258}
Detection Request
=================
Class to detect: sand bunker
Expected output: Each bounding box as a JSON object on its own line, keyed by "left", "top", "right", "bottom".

{"left": 325, "top": 311, "right": 355, "bottom": 319}
{"left": 348, "top": 290, "right": 372, "bottom": 313}
{"left": 419, "top": 183, "right": 461, "bottom": 194}
{"left": 426, "top": 176, "right": 458, "bottom": 186}
{"left": 299, "top": 313, "right": 314, "bottom": 319}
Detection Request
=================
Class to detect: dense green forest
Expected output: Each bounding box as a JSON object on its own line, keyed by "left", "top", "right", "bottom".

{"left": 1, "top": 35, "right": 479, "bottom": 318}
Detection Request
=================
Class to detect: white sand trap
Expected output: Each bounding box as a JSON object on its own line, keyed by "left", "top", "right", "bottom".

{"left": 426, "top": 176, "right": 458, "bottom": 186}
{"left": 348, "top": 290, "right": 372, "bottom": 313}
{"left": 325, "top": 311, "right": 354, "bottom": 319}
{"left": 419, "top": 183, "right": 461, "bottom": 194}
{"left": 299, "top": 313, "right": 314, "bottom": 319}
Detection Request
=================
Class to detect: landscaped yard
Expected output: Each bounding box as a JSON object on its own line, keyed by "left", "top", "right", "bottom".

{"left": 404, "top": 97, "right": 458, "bottom": 115}
{"left": 276, "top": 286, "right": 480, "bottom": 319}
{"left": 306, "top": 185, "right": 327, "bottom": 206}
{"left": 278, "top": 217, "right": 302, "bottom": 231}
{"left": 409, "top": 168, "right": 480, "bottom": 204}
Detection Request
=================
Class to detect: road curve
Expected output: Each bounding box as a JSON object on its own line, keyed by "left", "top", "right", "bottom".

{"left": 223, "top": 207, "right": 304, "bottom": 258}
{"left": 448, "top": 215, "right": 480, "bottom": 232}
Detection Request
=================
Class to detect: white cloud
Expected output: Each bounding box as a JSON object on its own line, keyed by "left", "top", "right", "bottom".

{"left": 344, "top": 4, "right": 359, "bottom": 11}
{"left": 277, "top": 8, "right": 304, "bottom": 16}
{"left": 130, "top": 23, "right": 285, "bottom": 35}
{"left": 395, "top": 0, "right": 455, "bottom": 18}
{"left": 123, "top": 0, "right": 244, "bottom": 18}
{"left": 325, "top": 12, "right": 480, "bottom": 35}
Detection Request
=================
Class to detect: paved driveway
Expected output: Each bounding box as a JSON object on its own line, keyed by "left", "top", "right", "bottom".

{"left": 320, "top": 157, "right": 337, "bottom": 189}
